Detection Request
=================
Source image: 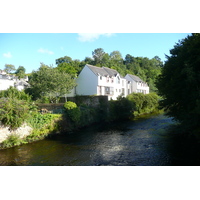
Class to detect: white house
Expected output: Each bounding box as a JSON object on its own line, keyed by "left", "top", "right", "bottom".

{"left": 74, "top": 64, "right": 129, "bottom": 100}
{"left": 67, "top": 64, "right": 149, "bottom": 100}
{"left": 124, "top": 74, "right": 149, "bottom": 94}
{"left": 0, "top": 71, "right": 29, "bottom": 91}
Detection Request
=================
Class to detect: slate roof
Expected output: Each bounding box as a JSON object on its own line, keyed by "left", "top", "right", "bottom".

{"left": 127, "top": 74, "right": 144, "bottom": 82}
{"left": 86, "top": 64, "right": 119, "bottom": 77}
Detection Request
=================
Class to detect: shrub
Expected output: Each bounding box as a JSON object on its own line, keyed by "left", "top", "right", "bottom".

{"left": 0, "top": 86, "right": 32, "bottom": 102}
{"left": 0, "top": 97, "right": 30, "bottom": 130}
{"left": 127, "top": 92, "right": 159, "bottom": 116}
{"left": 64, "top": 101, "right": 81, "bottom": 124}
{"left": 109, "top": 95, "right": 134, "bottom": 121}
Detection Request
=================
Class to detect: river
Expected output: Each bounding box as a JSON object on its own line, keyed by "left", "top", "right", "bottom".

{"left": 0, "top": 113, "right": 200, "bottom": 166}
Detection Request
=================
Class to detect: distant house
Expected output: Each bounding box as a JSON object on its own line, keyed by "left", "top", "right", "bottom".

{"left": 74, "top": 64, "right": 129, "bottom": 100}
{"left": 124, "top": 74, "right": 149, "bottom": 94}
{"left": 66, "top": 64, "right": 149, "bottom": 100}
{"left": 0, "top": 70, "right": 29, "bottom": 91}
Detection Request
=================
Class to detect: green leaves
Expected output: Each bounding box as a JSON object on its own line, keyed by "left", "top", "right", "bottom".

{"left": 0, "top": 98, "right": 30, "bottom": 130}
{"left": 28, "top": 64, "right": 76, "bottom": 102}
{"left": 156, "top": 34, "right": 200, "bottom": 131}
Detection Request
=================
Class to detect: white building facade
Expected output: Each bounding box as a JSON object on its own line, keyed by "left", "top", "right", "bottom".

{"left": 75, "top": 64, "right": 129, "bottom": 100}
{"left": 124, "top": 74, "right": 149, "bottom": 94}
{"left": 0, "top": 71, "right": 29, "bottom": 91}
{"left": 67, "top": 64, "right": 149, "bottom": 100}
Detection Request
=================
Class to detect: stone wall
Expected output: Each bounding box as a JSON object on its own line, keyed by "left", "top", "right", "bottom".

{"left": 0, "top": 123, "right": 33, "bottom": 143}
{"left": 37, "top": 96, "right": 109, "bottom": 113}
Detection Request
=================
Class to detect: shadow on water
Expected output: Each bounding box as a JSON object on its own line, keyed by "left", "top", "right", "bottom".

{"left": 1, "top": 113, "right": 200, "bottom": 166}
{"left": 165, "top": 125, "right": 200, "bottom": 166}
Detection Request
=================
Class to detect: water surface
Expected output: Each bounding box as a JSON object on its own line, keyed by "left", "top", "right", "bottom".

{"left": 0, "top": 113, "right": 200, "bottom": 166}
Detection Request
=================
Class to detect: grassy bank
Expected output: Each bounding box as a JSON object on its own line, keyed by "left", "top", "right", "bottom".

{"left": 0, "top": 113, "right": 62, "bottom": 149}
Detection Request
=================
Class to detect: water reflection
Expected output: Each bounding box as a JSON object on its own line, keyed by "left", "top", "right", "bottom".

{"left": 0, "top": 113, "right": 199, "bottom": 166}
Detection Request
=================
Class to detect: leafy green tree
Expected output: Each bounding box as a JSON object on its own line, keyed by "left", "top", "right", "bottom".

{"left": 27, "top": 63, "right": 76, "bottom": 102}
{"left": 56, "top": 56, "right": 73, "bottom": 65}
{"left": 56, "top": 63, "right": 77, "bottom": 78}
{"left": 4, "top": 64, "right": 16, "bottom": 74}
{"left": 156, "top": 33, "right": 200, "bottom": 130}
{"left": 92, "top": 48, "right": 105, "bottom": 66}
{"left": 15, "top": 66, "right": 26, "bottom": 79}
{"left": 110, "top": 50, "right": 123, "bottom": 64}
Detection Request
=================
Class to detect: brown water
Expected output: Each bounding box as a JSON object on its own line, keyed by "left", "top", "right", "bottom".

{"left": 0, "top": 113, "right": 200, "bottom": 166}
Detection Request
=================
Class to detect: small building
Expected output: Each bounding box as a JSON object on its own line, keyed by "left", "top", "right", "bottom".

{"left": 124, "top": 74, "right": 149, "bottom": 94}
{"left": 75, "top": 64, "right": 129, "bottom": 100}
{"left": 0, "top": 70, "right": 29, "bottom": 91}
{"left": 66, "top": 64, "right": 149, "bottom": 100}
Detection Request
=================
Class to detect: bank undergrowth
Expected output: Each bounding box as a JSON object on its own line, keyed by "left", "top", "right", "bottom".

{"left": 0, "top": 87, "right": 160, "bottom": 149}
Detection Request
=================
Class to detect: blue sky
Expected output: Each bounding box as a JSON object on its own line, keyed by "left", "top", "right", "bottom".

{"left": 0, "top": 33, "right": 190, "bottom": 73}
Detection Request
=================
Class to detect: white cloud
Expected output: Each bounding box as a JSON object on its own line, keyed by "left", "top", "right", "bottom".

{"left": 38, "top": 48, "right": 54, "bottom": 55}
{"left": 3, "top": 52, "right": 12, "bottom": 58}
{"left": 77, "top": 33, "right": 115, "bottom": 42}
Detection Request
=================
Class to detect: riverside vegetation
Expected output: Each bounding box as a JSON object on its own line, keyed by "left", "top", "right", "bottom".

{"left": 0, "top": 87, "right": 160, "bottom": 149}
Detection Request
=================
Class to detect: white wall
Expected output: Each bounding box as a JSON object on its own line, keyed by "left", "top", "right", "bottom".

{"left": 0, "top": 79, "right": 15, "bottom": 91}
{"left": 124, "top": 74, "right": 149, "bottom": 94}
{"left": 76, "top": 65, "right": 98, "bottom": 95}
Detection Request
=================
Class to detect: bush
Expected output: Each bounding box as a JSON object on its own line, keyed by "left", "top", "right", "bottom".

{"left": 109, "top": 95, "right": 134, "bottom": 121}
{"left": 0, "top": 86, "right": 32, "bottom": 102}
{"left": 64, "top": 101, "right": 81, "bottom": 124}
{"left": 127, "top": 92, "right": 159, "bottom": 116}
{"left": 0, "top": 97, "right": 30, "bottom": 130}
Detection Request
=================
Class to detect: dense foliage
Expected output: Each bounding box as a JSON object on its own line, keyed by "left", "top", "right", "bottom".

{"left": 64, "top": 101, "right": 81, "bottom": 124}
{"left": 55, "top": 49, "right": 163, "bottom": 92}
{"left": 26, "top": 63, "right": 76, "bottom": 102}
{"left": 127, "top": 93, "right": 160, "bottom": 116}
{"left": 109, "top": 95, "right": 134, "bottom": 121}
{"left": 156, "top": 33, "right": 200, "bottom": 131}
{"left": 0, "top": 86, "right": 32, "bottom": 102}
{"left": 0, "top": 87, "right": 36, "bottom": 130}
{"left": 0, "top": 97, "right": 30, "bottom": 130}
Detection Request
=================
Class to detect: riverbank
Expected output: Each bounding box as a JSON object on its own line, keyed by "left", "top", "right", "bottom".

{"left": 0, "top": 113, "right": 186, "bottom": 166}
{"left": 0, "top": 92, "right": 161, "bottom": 149}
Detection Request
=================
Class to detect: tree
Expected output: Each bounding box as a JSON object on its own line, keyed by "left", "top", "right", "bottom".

{"left": 15, "top": 66, "right": 26, "bottom": 79}
{"left": 92, "top": 48, "right": 105, "bottom": 66}
{"left": 110, "top": 50, "right": 123, "bottom": 64}
{"left": 125, "top": 54, "right": 134, "bottom": 65}
{"left": 4, "top": 64, "right": 16, "bottom": 74}
{"left": 156, "top": 33, "right": 200, "bottom": 131}
{"left": 56, "top": 63, "right": 77, "bottom": 78}
{"left": 56, "top": 56, "right": 73, "bottom": 65}
{"left": 27, "top": 63, "right": 76, "bottom": 102}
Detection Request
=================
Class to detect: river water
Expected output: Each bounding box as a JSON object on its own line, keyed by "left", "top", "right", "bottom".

{"left": 0, "top": 113, "right": 200, "bottom": 166}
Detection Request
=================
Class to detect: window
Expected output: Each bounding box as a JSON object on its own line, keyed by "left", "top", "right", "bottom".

{"left": 100, "top": 76, "right": 102, "bottom": 80}
{"left": 117, "top": 77, "right": 120, "bottom": 84}
{"left": 105, "top": 87, "right": 114, "bottom": 95}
